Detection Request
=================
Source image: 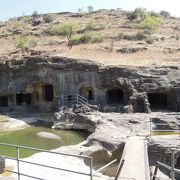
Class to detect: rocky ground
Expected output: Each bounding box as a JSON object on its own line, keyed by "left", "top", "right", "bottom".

{"left": 0, "top": 110, "right": 180, "bottom": 179}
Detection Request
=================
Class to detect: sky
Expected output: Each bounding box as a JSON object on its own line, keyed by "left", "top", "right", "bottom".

{"left": 0, "top": 0, "right": 180, "bottom": 22}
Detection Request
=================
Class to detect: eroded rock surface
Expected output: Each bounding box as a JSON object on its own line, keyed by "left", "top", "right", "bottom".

{"left": 0, "top": 56, "right": 179, "bottom": 114}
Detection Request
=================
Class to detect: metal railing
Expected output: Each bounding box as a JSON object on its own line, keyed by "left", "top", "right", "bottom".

{"left": 0, "top": 143, "right": 93, "bottom": 180}
{"left": 0, "top": 143, "right": 117, "bottom": 180}
{"left": 61, "top": 94, "right": 88, "bottom": 107}
{"left": 149, "top": 118, "right": 180, "bottom": 138}
{"left": 152, "top": 148, "right": 180, "bottom": 180}
{"left": 114, "top": 159, "right": 125, "bottom": 180}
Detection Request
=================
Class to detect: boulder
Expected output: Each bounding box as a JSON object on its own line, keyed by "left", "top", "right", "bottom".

{"left": 36, "top": 132, "right": 61, "bottom": 140}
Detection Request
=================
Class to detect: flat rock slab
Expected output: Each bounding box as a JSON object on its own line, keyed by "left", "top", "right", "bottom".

{"left": 36, "top": 132, "right": 61, "bottom": 140}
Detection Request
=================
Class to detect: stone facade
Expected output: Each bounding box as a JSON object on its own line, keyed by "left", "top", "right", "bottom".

{"left": 0, "top": 56, "right": 179, "bottom": 113}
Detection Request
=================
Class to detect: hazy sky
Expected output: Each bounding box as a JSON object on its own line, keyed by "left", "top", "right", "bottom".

{"left": 0, "top": 0, "right": 179, "bottom": 21}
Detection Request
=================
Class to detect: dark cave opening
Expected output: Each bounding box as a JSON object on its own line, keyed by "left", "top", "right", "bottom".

{"left": 148, "top": 93, "right": 168, "bottom": 109}
{"left": 16, "top": 93, "right": 32, "bottom": 105}
{"left": 106, "top": 89, "right": 124, "bottom": 104}
{"left": 0, "top": 96, "right": 8, "bottom": 107}
{"left": 44, "top": 84, "right": 54, "bottom": 102}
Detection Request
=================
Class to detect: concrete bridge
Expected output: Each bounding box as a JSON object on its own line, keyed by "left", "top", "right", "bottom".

{"left": 115, "top": 136, "right": 150, "bottom": 180}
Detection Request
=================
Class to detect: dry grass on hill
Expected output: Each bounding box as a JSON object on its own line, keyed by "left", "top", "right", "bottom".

{"left": 0, "top": 9, "right": 179, "bottom": 66}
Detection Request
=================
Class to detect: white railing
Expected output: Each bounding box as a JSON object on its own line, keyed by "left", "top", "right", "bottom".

{"left": 0, "top": 143, "right": 93, "bottom": 180}
{"left": 61, "top": 94, "right": 88, "bottom": 107}
{"left": 0, "top": 143, "right": 117, "bottom": 180}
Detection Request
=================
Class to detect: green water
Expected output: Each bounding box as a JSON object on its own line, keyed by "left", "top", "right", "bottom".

{"left": 153, "top": 131, "right": 180, "bottom": 136}
{"left": 0, "top": 127, "right": 89, "bottom": 158}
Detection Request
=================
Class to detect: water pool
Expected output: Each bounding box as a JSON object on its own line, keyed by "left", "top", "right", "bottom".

{"left": 0, "top": 126, "right": 89, "bottom": 158}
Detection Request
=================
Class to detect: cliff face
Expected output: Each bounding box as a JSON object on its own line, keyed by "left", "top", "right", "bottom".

{"left": 0, "top": 55, "right": 179, "bottom": 112}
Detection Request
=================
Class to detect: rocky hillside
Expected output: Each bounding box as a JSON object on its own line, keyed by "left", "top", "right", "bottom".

{"left": 0, "top": 9, "right": 180, "bottom": 66}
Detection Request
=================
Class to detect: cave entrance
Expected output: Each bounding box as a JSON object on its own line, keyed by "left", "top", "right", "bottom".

{"left": 148, "top": 93, "right": 168, "bottom": 109}
{"left": 43, "top": 84, "right": 54, "bottom": 102}
{"left": 106, "top": 89, "right": 124, "bottom": 104}
{"left": 26, "top": 83, "right": 54, "bottom": 104}
{"left": 0, "top": 96, "right": 8, "bottom": 107}
{"left": 80, "top": 87, "right": 94, "bottom": 100}
{"left": 16, "top": 93, "right": 31, "bottom": 105}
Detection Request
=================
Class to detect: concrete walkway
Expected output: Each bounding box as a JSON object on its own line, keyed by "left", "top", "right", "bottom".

{"left": 117, "top": 136, "right": 150, "bottom": 180}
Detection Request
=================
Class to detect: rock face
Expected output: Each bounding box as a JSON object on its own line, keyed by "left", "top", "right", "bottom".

{"left": 54, "top": 106, "right": 98, "bottom": 132}
{"left": 123, "top": 91, "right": 151, "bottom": 113}
{"left": 0, "top": 55, "right": 179, "bottom": 113}
{"left": 148, "top": 137, "right": 180, "bottom": 165}
{"left": 54, "top": 106, "right": 152, "bottom": 151}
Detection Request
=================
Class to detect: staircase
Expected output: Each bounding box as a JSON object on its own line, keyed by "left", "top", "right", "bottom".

{"left": 61, "top": 94, "right": 88, "bottom": 107}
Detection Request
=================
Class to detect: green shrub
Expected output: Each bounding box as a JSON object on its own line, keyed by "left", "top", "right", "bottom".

{"left": 80, "top": 33, "right": 92, "bottom": 43}
{"left": 70, "top": 32, "right": 103, "bottom": 45}
{"left": 114, "top": 32, "right": 146, "bottom": 41}
{"left": 16, "top": 36, "right": 29, "bottom": 50}
{"left": 128, "top": 8, "right": 148, "bottom": 22}
{"left": 139, "top": 16, "right": 163, "bottom": 33}
{"left": 45, "top": 21, "right": 79, "bottom": 37}
{"left": 43, "top": 14, "right": 54, "bottom": 23}
{"left": 69, "top": 35, "right": 82, "bottom": 45}
{"left": 16, "top": 36, "right": 37, "bottom": 50}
